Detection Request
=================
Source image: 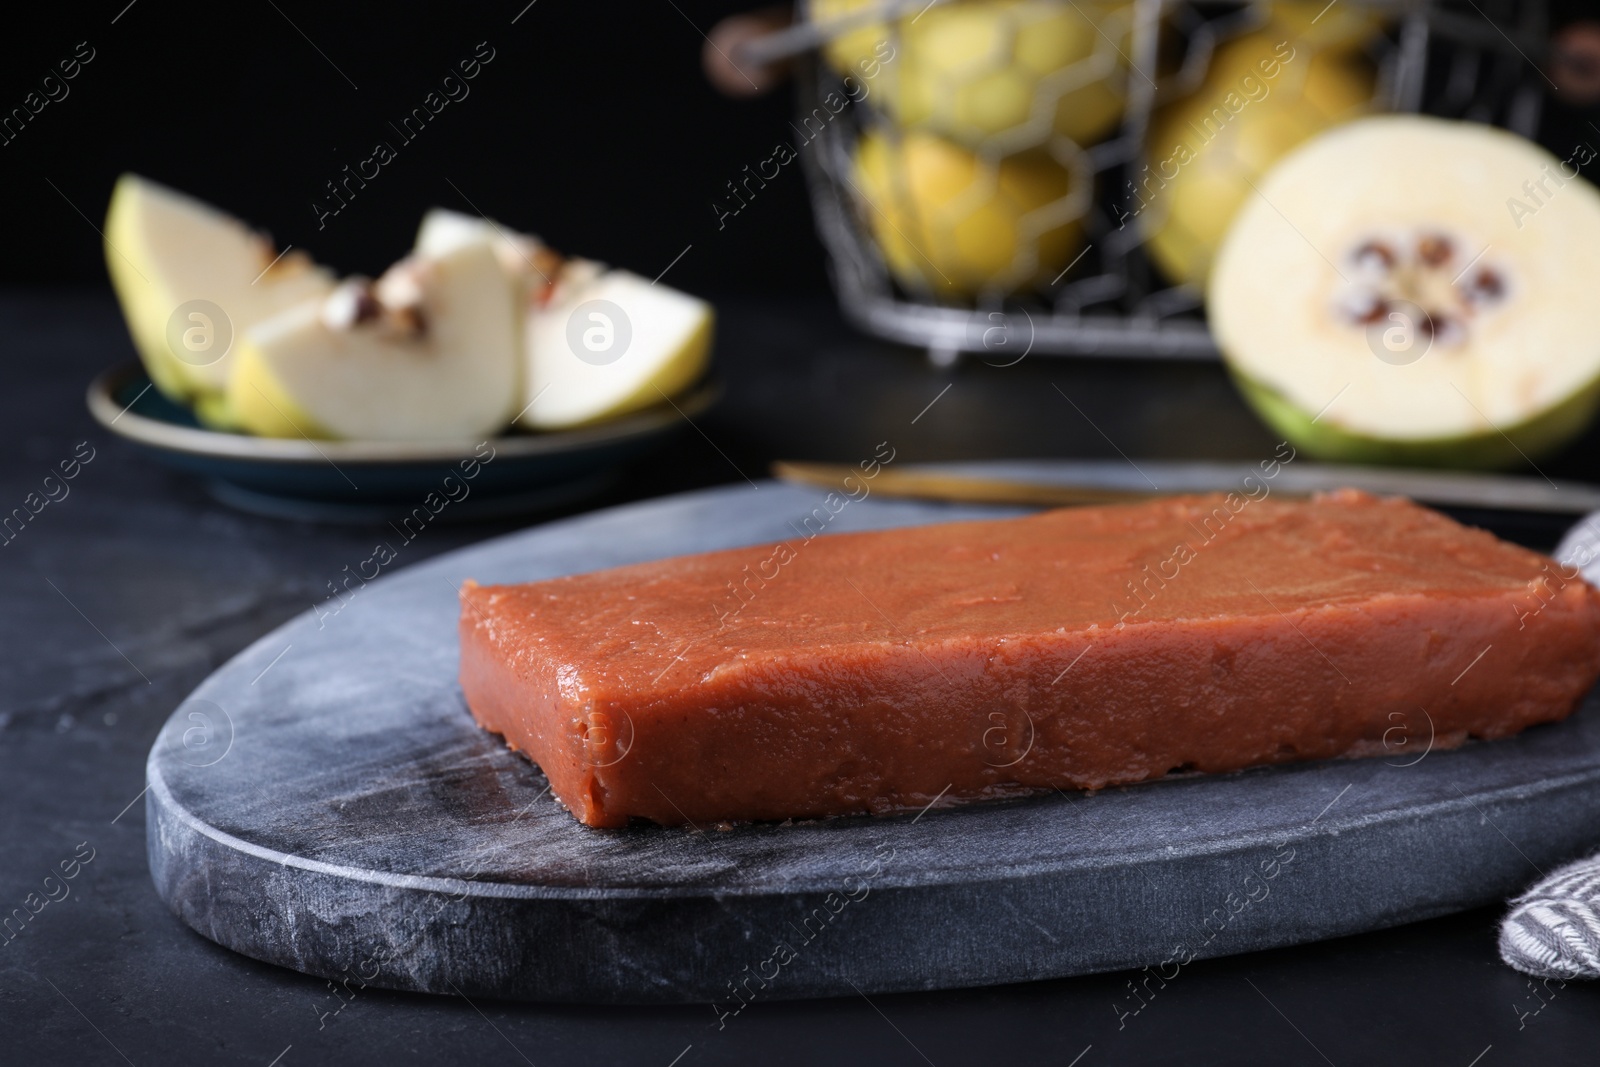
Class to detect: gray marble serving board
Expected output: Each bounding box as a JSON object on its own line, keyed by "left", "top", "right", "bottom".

{"left": 146, "top": 476, "right": 1600, "bottom": 1004}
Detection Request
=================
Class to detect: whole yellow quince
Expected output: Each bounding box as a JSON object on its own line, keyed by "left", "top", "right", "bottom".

{"left": 814, "top": 0, "right": 1134, "bottom": 150}
{"left": 851, "top": 128, "right": 1081, "bottom": 298}
{"left": 1139, "top": 31, "right": 1374, "bottom": 286}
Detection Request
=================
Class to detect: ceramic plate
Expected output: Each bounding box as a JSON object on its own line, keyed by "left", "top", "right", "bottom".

{"left": 87, "top": 363, "right": 717, "bottom": 521}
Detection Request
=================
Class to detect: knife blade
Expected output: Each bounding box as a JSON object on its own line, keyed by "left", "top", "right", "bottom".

{"left": 772, "top": 459, "right": 1600, "bottom": 516}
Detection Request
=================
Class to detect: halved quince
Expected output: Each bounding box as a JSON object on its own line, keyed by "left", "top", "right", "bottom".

{"left": 1209, "top": 115, "right": 1600, "bottom": 468}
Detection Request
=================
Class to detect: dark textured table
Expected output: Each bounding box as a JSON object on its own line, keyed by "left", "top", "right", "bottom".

{"left": 5, "top": 288, "right": 1600, "bottom": 1065}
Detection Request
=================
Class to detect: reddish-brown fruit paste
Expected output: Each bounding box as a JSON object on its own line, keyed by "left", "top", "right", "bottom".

{"left": 459, "top": 492, "right": 1600, "bottom": 827}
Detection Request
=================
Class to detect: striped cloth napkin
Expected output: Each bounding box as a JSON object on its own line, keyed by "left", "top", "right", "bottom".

{"left": 1500, "top": 513, "right": 1600, "bottom": 978}
{"left": 1501, "top": 857, "right": 1600, "bottom": 978}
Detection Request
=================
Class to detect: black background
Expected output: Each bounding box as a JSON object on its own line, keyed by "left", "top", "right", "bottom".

{"left": 3, "top": 1, "right": 1598, "bottom": 298}
{"left": 9, "top": 3, "right": 1600, "bottom": 1065}
{"left": 0, "top": 0, "right": 828, "bottom": 295}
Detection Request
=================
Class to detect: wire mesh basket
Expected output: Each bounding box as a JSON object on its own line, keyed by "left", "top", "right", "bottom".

{"left": 786, "top": 0, "right": 1551, "bottom": 364}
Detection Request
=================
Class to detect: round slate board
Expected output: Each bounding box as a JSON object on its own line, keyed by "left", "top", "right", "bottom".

{"left": 146, "top": 477, "right": 1600, "bottom": 1004}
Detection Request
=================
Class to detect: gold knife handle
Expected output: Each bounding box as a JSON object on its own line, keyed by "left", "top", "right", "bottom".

{"left": 772, "top": 461, "right": 1159, "bottom": 508}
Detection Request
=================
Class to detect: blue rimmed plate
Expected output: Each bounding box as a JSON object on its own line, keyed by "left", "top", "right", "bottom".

{"left": 87, "top": 363, "right": 717, "bottom": 522}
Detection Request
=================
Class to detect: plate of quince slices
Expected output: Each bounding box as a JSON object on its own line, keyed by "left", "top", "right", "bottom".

{"left": 90, "top": 175, "right": 717, "bottom": 520}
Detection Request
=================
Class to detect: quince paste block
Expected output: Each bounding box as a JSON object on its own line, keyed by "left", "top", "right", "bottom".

{"left": 458, "top": 491, "right": 1600, "bottom": 828}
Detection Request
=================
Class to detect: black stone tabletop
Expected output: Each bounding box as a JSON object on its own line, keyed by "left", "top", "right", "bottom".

{"left": 6, "top": 288, "right": 1600, "bottom": 1065}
